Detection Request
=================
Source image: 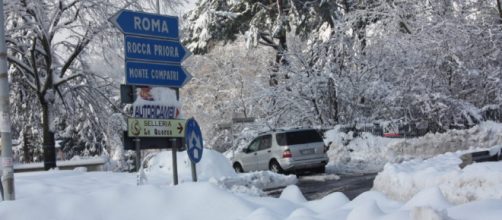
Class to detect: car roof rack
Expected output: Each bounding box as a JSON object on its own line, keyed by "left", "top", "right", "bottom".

{"left": 257, "top": 128, "right": 286, "bottom": 135}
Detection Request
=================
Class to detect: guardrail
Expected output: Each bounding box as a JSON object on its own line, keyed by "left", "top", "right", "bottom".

{"left": 13, "top": 157, "right": 107, "bottom": 173}
{"left": 459, "top": 146, "right": 502, "bottom": 168}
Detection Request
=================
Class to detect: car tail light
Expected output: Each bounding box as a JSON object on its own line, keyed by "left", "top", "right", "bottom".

{"left": 282, "top": 149, "right": 292, "bottom": 158}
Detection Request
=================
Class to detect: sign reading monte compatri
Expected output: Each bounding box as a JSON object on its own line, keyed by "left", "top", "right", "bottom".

{"left": 126, "top": 61, "right": 191, "bottom": 87}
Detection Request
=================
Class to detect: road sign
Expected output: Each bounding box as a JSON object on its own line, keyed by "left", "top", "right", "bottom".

{"left": 128, "top": 118, "right": 186, "bottom": 138}
{"left": 125, "top": 35, "right": 191, "bottom": 64}
{"left": 123, "top": 133, "right": 183, "bottom": 150}
{"left": 126, "top": 61, "right": 192, "bottom": 87}
{"left": 109, "top": 9, "right": 179, "bottom": 40}
{"left": 185, "top": 118, "right": 203, "bottom": 163}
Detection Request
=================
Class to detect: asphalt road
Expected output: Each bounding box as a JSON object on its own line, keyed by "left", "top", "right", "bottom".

{"left": 267, "top": 173, "right": 378, "bottom": 201}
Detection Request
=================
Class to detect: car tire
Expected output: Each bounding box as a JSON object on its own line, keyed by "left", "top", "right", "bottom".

{"left": 269, "top": 160, "right": 284, "bottom": 174}
{"left": 233, "top": 163, "right": 244, "bottom": 173}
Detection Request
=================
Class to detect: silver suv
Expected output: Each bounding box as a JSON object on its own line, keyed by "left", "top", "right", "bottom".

{"left": 232, "top": 128, "right": 329, "bottom": 174}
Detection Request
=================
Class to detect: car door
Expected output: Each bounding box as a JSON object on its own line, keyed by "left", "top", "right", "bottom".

{"left": 256, "top": 135, "right": 272, "bottom": 170}
{"left": 240, "top": 137, "right": 261, "bottom": 172}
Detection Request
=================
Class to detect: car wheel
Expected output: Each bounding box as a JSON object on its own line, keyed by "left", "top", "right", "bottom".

{"left": 233, "top": 163, "right": 244, "bottom": 173}
{"left": 269, "top": 160, "right": 284, "bottom": 174}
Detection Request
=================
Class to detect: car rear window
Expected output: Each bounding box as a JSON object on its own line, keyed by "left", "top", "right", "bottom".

{"left": 276, "top": 130, "right": 323, "bottom": 146}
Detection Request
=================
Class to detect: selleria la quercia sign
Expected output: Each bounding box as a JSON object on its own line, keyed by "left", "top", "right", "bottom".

{"left": 109, "top": 9, "right": 192, "bottom": 88}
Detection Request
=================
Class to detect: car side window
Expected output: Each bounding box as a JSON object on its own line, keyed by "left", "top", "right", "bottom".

{"left": 247, "top": 138, "right": 260, "bottom": 153}
{"left": 276, "top": 133, "right": 287, "bottom": 146}
{"left": 259, "top": 135, "right": 272, "bottom": 151}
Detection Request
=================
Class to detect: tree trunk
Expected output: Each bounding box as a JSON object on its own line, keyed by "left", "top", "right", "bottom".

{"left": 22, "top": 129, "right": 32, "bottom": 163}
{"left": 497, "top": 0, "right": 502, "bottom": 23}
{"left": 40, "top": 97, "right": 56, "bottom": 170}
{"left": 269, "top": 0, "right": 288, "bottom": 86}
{"left": 328, "top": 78, "right": 339, "bottom": 123}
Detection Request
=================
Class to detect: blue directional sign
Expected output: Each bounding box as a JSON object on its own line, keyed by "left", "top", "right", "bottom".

{"left": 110, "top": 9, "right": 193, "bottom": 88}
{"left": 185, "top": 118, "right": 203, "bottom": 163}
{"left": 125, "top": 35, "right": 191, "bottom": 64}
{"left": 109, "top": 9, "right": 179, "bottom": 40}
{"left": 126, "top": 61, "right": 192, "bottom": 88}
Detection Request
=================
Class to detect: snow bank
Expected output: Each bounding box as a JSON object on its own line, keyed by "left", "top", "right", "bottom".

{"left": 373, "top": 147, "right": 502, "bottom": 204}
{"left": 325, "top": 129, "right": 401, "bottom": 173}
{"left": 325, "top": 121, "right": 502, "bottom": 173}
{"left": 2, "top": 170, "right": 502, "bottom": 220}
{"left": 142, "top": 149, "right": 237, "bottom": 184}
{"left": 386, "top": 121, "right": 502, "bottom": 161}
{"left": 141, "top": 149, "right": 296, "bottom": 193}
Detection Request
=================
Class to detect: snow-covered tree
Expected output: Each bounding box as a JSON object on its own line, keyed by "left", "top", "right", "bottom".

{"left": 183, "top": 0, "right": 342, "bottom": 85}
{"left": 5, "top": 0, "right": 118, "bottom": 167}
{"left": 183, "top": 39, "right": 273, "bottom": 151}
{"left": 5, "top": 0, "right": 187, "bottom": 167}
{"left": 305, "top": 0, "right": 502, "bottom": 130}
{"left": 179, "top": 0, "right": 502, "bottom": 153}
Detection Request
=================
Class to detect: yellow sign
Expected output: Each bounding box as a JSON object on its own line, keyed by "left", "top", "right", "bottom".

{"left": 128, "top": 118, "right": 186, "bottom": 137}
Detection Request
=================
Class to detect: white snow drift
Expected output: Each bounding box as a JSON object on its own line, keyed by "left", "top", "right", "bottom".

{"left": 373, "top": 146, "right": 502, "bottom": 204}
{"left": 325, "top": 121, "right": 502, "bottom": 173}
{"left": 139, "top": 149, "right": 296, "bottom": 193}
{"left": 2, "top": 148, "right": 502, "bottom": 220}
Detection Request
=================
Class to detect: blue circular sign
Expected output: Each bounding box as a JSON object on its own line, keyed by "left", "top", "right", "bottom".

{"left": 185, "top": 118, "right": 203, "bottom": 163}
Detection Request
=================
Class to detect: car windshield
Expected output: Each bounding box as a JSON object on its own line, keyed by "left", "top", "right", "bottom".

{"left": 276, "top": 130, "right": 323, "bottom": 146}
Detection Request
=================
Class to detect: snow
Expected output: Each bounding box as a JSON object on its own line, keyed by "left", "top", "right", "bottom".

{"left": 447, "top": 199, "right": 502, "bottom": 220}
{"left": 279, "top": 185, "right": 307, "bottom": 203}
{"left": 3, "top": 140, "right": 502, "bottom": 220}
{"left": 373, "top": 147, "right": 502, "bottom": 204}
{"left": 325, "top": 121, "right": 502, "bottom": 174}
{"left": 141, "top": 149, "right": 237, "bottom": 185}
{"left": 140, "top": 149, "right": 297, "bottom": 193}
{"left": 403, "top": 187, "right": 452, "bottom": 211}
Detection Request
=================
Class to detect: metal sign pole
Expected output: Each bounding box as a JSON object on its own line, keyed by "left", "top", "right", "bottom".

{"left": 0, "top": 0, "right": 15, "bottom": 201}
{"left": 134, "top": 138, "right": 141, "bottom": 172}
{"left": 191, "top": 161, "right": 197, "bottom": 182}
{"left": 171, "top": 139, "right": 178, "bottom": 185}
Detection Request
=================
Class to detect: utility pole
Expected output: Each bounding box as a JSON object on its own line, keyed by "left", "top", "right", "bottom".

{"left": 0, "top": 0, "right": 16, "bottom": 201}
